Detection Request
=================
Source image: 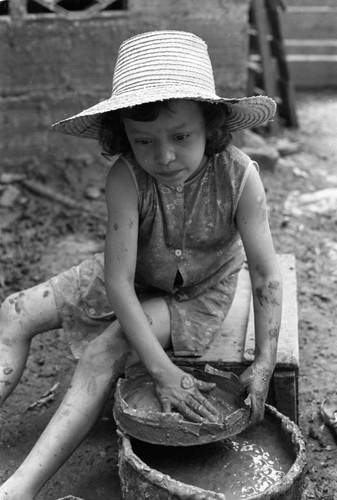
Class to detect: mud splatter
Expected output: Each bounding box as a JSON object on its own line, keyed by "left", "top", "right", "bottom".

{"left": 269, "top": 327, "right": 279, "bottom": 341}
{"left": 60, "top": 408, "right": 71, "bottom": 418}
{"left": 0, "top": 380, "right": 11, "bottom": 387}
{"left": 14, "top": 300, "right": 21, "bottom": 314}
{"left": 114, "top": 223, "right": 119, "bottom": 231}
{"left": 43, "top": 290, "right": 50, "bottom": 298}
{"left": 87, "top": 376, "right": 98, "bottom": 396}
{"left": 259, "top": 207, "right": 267, "bottom": 224}
{"left": 112, "top": 352, "right": 130, "bottom": 381}
{"left": 145, "top": 313, "right": 153, "bottom": 326}
{"left": 256, "top": 288, "right": 268, "bottom": 307}
{"left": 256, "top": 286, "right": 281, "bottom": 308}
{"left": 254, "top": 344, "right": 262, "bottom": 357}
{"left": 1, "top": 337, "right": 13, "bottom": 347}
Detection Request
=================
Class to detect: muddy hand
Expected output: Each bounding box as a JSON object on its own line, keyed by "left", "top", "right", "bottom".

{"left": 240, "top": 361, "right": 272, "bottom": 425}
{"left": 157, "top": 372, "right": 220, "bottom": 424}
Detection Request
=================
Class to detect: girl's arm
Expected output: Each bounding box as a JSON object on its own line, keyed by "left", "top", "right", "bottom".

{"left": 235, "top": 164, "right": 283, "bottom": 424}
{"left": 104, "top": 160, "right": 218, "bottom": 423}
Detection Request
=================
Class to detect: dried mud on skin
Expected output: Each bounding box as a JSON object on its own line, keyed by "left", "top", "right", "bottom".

{"left": 1, "top": 91, "right": 337, "bottom": 499}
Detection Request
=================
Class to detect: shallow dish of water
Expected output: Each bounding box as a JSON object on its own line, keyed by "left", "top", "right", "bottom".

{"left": 117, "top": 404, "right": 306, "bottom": 500}
{"left": 114, "top": 364, "right": 250, "bottom": 446}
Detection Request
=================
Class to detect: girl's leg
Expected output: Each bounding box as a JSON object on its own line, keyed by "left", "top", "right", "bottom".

{"left": 0, "top": 283, "right": 61, "bottom": 406}
{"left": 0, "top": 297, "right": 171, "bottom": 500}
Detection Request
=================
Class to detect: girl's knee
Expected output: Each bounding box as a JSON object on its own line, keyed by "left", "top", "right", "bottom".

{"left": 0, "top": 293, "right": 21, "bottom": 327}
{"left": 0, "top": 284, "right": 60, "bottom": 338}
{"left": 84, "top": 324, "right": 127, "bottom": 358}
{"left": 79, "top": 324, "right": 131, "bottom": 375}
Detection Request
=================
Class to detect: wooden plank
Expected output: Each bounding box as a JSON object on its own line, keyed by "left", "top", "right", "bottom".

{"left": 9, "top": 0, "right": 26, "bottom": 23}
{"left": 175, "top": 253, "right": 299, "bottom": 364}
{"left": 249, "top": 0, "right": 284, "bottom": 133}
{"left": 273, "top": 371, "right": 298, "bottom": 423}
{"left": 178, "top": 253, "right": 299, "bottom": 370}
{"left": 286, "top": 0, "right": 337, "bottom": 7}
{"left": 197, "top": 266, "right": 252, "bottom": 366}
{"left": 174, "top": 254, "right": 299, "bottom": 422}
{"left": 243, "top": 254, "right": 299, "bottom": 370}
{"left": 285, "top": 40, "right": 337, "bottom": 56}
{"left": 287, "top": 56, "right": 337, "bottom": 89}
{"left": 251, "top": 0, "right": 277, "bottom": 100}
{"left": 282, "top": 9, "right": 337, "bottom": 40}
{"left": 267, "top": 0, "right": 298, "bottom": 128}
{"left": 174, "top": 264, "right": 252, "bottom": 369}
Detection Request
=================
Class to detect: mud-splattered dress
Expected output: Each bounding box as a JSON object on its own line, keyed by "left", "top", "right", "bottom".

{"left": 51, "top": 145, "right": 255, "bottom": 359}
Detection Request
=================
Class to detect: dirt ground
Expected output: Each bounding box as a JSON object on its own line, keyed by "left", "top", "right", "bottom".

{"left": 1, "top": 91, "right": 337, "bottom": 499}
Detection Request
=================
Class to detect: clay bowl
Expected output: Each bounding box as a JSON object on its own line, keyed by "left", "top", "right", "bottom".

{"left": 117, "top": 404, "right": 306, "bottom": 500}
{"left": 113, "top": 364, "right": 250, "bottom": 447}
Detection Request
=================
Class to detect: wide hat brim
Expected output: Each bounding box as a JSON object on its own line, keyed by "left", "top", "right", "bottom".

{"left": 52, "top": 90, "right": 276, "bottom": 139}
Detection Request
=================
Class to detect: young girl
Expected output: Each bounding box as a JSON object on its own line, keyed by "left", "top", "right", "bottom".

{"left": 0, "top": 30, "right": 282, "bottom": 499}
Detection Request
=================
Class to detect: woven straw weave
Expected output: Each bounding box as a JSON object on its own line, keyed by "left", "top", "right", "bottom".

{"left": 53, "top": 30, "right": 276, "bottom": 138}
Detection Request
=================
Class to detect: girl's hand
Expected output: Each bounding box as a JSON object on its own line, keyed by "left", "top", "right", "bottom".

{"left": 155, "top": 366, "right": 220, "bottom": 423}
{"left": 239, "top": 360, "right": 273, "bottom": 425}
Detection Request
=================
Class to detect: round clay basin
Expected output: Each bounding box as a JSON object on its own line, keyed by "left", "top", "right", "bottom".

{"left": 114, "top": 364, "right": 250, "bottom": 446}
{"left": 117, "top": 405, "right": 306, "bottom": 500}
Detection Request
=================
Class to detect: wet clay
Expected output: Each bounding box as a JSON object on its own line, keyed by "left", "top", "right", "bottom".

{"left": 124, "top": 378, "right": 239, "bottom": 426}
{"left": 114, "top": 365, "right": 250, "bottom": 446}
{"left": 130, "top": 414, "right": 294, "bottom": 499}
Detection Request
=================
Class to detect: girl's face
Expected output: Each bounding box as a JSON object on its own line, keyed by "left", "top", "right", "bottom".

{"left": 123, "top": 100, "right": 207, "bottom": 187}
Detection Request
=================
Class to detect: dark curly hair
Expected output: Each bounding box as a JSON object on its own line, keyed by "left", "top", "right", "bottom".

{"left": 99, "top": 100, "right": 232, "bottom": 158}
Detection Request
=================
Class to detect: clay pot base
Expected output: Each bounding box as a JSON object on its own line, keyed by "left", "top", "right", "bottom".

{"left": 118, "top": 405, "right": 306, "bottom": 500}
{"left": 113, "top": 364, "right": 250, "bottom": 446}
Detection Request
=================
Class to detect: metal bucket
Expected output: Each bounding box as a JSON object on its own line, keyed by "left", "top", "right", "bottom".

{"left": 117, "top": 405, "right": 306, "bottom": 500}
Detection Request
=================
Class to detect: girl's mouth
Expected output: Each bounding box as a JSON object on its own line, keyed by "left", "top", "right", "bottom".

{"left": 158, "top": 169, "right": 182, "bottom": 178}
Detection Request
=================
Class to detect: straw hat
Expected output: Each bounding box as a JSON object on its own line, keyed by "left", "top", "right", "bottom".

{"left": 52, "top": 30, "right": 276, "bottom": 138}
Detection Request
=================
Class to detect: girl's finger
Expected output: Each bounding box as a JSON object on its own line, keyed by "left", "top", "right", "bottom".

{"left": 191, "top": 390, "right": 219, "bottom": 416}
{"left": 186, "top": 394, "right": 219, "bottom": 421}
{"left": 160, "top": 397, "right": 172, "bottom": 413}
{"left": 195, "top": 379, "right": 216, "bottom": 393}
{"left": 176, "top": 401, "right": 205, "bottom": 423}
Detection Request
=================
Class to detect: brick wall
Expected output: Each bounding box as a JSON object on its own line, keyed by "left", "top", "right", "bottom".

{"left": 0, "top": 0, "right": 250, "bottom": 167}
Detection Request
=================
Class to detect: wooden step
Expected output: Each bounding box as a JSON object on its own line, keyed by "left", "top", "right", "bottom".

{"left": 281, "top": 7, "right": 337, "bottom": 40}
{"left": 287, "top": 55, "right": 337, "bottom": 89}
{"left": 285, "top": 40, "right": 337, "bottom": 56}
{"left": 286, "top": 0, "right": 337, "bottom": 7}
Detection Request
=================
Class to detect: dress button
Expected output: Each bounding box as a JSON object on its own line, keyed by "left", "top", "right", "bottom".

{"left": 175, "top": 249, "right": 182, "bottom": 257}
{"left": 89, "top": 308, "right": 96, "bottom": 315}
{"left": 176, "top": 186, "right": 183, "bottom": 193}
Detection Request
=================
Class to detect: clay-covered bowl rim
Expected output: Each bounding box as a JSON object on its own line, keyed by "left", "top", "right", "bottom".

{"left": 113, "top": 364, "right": 251, "bottom": 446}
{"left": 117, "top": 404, "right": 307, "bottom": 500}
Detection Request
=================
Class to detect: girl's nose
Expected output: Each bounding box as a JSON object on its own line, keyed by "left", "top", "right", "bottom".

{"left": 155, "top": 141, "right": 175, "bottom": 165}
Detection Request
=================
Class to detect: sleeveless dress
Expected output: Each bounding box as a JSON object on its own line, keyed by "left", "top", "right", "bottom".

{"left": 51, "top": 145, "right": 255, "bottom": 359}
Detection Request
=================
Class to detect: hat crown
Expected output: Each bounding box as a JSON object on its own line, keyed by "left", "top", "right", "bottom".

{"left": 112, "top": 30, "right": 216, "bottom": 97}
{"left": 52, "top": 30, "right": 276, "bottom": 139}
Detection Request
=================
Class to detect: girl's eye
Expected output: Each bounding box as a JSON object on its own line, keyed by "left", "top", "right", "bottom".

{"left": 174, "top": 134, "right": 189, "bottom": 141}
{"left": 135, "top": 138, "right": 151, "bottom": 145}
